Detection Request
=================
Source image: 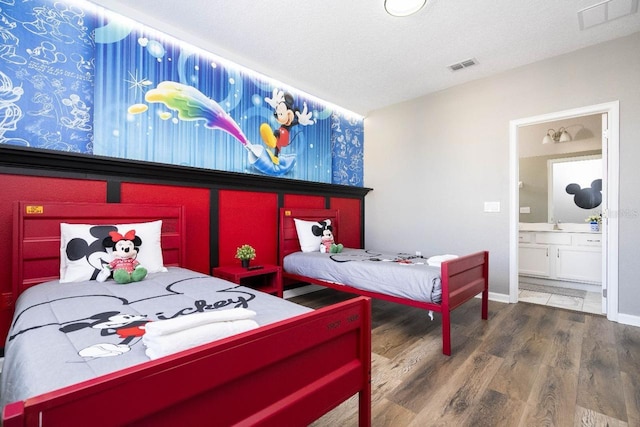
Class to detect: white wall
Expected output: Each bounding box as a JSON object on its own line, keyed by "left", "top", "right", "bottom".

{"left": 363, "top": 31, "right": 640, "bottom": 317}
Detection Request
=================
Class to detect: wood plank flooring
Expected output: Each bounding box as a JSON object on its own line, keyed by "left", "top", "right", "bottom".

{"left": 287, "top": 289, "right": 640, "bottom": 427}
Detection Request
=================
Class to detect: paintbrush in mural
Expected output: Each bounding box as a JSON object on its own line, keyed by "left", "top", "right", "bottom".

{"left": 144, "top": 81, "right": 295, "bottom": 176}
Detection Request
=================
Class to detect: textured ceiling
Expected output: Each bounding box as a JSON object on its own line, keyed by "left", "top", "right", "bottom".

{"left": 90, "top": 0, "right": 640, "bottom": 115}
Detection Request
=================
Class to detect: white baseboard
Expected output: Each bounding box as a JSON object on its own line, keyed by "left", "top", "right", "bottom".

{"left": 487, "top": 292, "right": 510, "bottom": 304}
{"left": 617, "top": 313, "right": 640, "bottom": 328}
{"left": 475, "top": 292, "right": 510, "bottom": 304}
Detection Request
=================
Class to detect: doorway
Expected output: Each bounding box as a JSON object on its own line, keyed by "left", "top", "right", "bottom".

{"left": 509, "top": 101, "right": 619, "bottom": 321}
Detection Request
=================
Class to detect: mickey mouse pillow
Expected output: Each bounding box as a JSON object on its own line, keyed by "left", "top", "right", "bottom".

{"left": 60, "top": 220, "right": 166, "bottom": 283}
{"left": 293, "top": 218, "right": 333, "bottom": 252}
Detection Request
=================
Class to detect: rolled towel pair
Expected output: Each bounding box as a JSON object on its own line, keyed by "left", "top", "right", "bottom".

{"left": 426, "top": 254, "right": 458, "bottom": 267}
{"left": 143, "top": 308, "right": 259, "bottom": 360}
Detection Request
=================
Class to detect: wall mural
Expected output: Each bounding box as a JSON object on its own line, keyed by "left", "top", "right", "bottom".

{"left": 0, "top": 0, "right": 364, "bottom": 186}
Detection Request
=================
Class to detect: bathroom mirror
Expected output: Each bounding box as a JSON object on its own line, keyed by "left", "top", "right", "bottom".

{"left": 518, "top": 114, "right": 602, "bottom": 223}
{"left": 548, "top": 155, "right": 602, "bottom": 223}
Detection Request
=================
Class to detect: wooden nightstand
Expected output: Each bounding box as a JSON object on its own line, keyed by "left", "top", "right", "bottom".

{"left": 212, "top": 264, "right": 283, "bottom": 297}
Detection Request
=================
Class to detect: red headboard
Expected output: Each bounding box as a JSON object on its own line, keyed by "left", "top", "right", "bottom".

{"left": 12, "top": 202, "right": 186, "bottom": 298}
{"left": 278, "top": 208, "right": 339, "bottom": 266}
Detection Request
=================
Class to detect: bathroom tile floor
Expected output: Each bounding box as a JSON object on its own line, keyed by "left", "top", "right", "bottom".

{"left": 518, "top": 287, "right": 603, "bottom": 315}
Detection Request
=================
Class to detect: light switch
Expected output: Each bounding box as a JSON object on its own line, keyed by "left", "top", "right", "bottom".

{"left": 484, "top": 201, "right": 501, "bottom": 212}
{"left": 520, "top": 206, "right": 531, "bottom": 214}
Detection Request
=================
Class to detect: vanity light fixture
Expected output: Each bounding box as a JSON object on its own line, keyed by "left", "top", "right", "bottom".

{"left": 384, "top": 0, "right": 427, "bottom": 17}
{"left": 542, "top": 127, "right": 572, "bottom": 144}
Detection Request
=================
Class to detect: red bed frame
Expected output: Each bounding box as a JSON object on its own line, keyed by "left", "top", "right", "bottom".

{"left": 4, "top": 202, "right": 372, "bottom": 427}
{"left": 278, "top": 208, "right": 489, "bottom": 356}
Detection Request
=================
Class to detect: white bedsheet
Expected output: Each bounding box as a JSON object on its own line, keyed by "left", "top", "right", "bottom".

{"left": 284, "top": 248, "right": 443, "bottom": 303}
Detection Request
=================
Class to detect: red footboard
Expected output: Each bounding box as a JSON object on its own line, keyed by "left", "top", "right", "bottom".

{"left": 3, "top": 297, "right": 372, "bottom": 427}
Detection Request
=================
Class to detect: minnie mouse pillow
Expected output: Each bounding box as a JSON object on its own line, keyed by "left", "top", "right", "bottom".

{"left": 293, "top": 218, "right": 332, "bottom": 252}
{"left": 59, "top": 220, "right": 166, "bottom": 283}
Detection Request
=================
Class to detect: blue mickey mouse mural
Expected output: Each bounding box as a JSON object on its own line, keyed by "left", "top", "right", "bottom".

{"left": 0, "top": 0, "right": 364, "bottom": 186}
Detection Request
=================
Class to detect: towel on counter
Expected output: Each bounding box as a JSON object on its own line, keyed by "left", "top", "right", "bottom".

{"left": 426, "top": 254, "right": 459, "bottom": 267}
{"left": 143, "top": 309, "right": 259, "bottom": 360}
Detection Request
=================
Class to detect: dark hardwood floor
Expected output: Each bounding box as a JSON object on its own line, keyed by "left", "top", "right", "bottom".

{"left": 288, "top": 289, "right": 640, "bottom": 427}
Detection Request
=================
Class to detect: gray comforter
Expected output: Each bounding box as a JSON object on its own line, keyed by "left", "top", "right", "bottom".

{"left": 0, "top": 267, "right": 311, "bottom": 410}
{"left": 283, "top": 248, "right": 443, "bottom": 303}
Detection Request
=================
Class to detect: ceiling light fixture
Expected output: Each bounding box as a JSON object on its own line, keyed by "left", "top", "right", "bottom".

{"left": 384, "top": 0, "right": 427, "bottom": 17}
{"left": 542, "top": 127, "right": 572, "bottom": 144}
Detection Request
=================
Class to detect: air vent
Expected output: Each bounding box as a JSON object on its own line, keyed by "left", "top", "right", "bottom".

{"left": 578, "top": 0, "right": 639, "bottom": 30}
{"left": 448, "top": 58, "right": 478, "bottom": 72}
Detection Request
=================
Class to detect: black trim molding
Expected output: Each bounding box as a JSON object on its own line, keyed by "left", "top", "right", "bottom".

{"left": 0, "top": 145, "right": 372, "bottom": 198}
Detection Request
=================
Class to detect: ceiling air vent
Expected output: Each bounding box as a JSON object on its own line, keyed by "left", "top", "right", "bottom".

{"left": 578, "top": 0, "right": 639, "bottom": 30}
{"left": 448, "top": 58, "right": 478, "bottom": 72}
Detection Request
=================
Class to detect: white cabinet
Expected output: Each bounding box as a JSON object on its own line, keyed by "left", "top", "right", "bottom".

{"left": 519, "top": 244, "right": 550, "bottom": 276}
{"left": 518, "top": 231, "right": 601, "bottom": 284}
{"left": 556, "top": 246, "right": 601, "bottom": 282}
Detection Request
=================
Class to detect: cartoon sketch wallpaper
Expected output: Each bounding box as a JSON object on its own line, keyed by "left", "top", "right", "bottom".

{"left": 0, "top": 0, "right": 364, "bottom": 186}
{"left": 0, "top": 1, "right": 95, "bottom": 151}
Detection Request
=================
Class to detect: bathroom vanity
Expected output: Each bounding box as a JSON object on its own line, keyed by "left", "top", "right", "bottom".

{"left": 518, "top": 223, "right": 601, "bottom": 290}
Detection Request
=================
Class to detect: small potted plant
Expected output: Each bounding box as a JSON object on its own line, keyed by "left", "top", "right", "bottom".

{"left": 585, "top": 213, "right": 602, "bottom": 232}
{"left": 235, "top": 244, "right": 256, "bottom": 268}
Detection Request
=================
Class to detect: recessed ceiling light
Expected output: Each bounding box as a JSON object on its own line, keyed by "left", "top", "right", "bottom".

{"left": 384, "top": 0, "right": 427, "bottom": 17}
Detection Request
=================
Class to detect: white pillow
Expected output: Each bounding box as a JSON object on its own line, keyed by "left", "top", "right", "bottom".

{"left": 60, "top": 220, "right": 166, "bottom": 283}
{"left": 293, "top": 218, "right": 332, "bottom": 252}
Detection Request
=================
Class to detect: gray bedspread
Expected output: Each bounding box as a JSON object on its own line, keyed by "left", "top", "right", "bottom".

{"left": 0, "top": 267, "right": 311, "bottom": 410}
{"left": 283, "top": 249, "right": 443, "bottom": 304}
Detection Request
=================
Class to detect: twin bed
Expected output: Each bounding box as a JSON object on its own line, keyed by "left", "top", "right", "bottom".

{"left": 2, "top": 202, "right": 372, "bottom": 426}
{"left": 1, "top": 202, "right": 489, "bottom": 426}
{"left": 279, "top": 208, "right": 489, "bottom": 357}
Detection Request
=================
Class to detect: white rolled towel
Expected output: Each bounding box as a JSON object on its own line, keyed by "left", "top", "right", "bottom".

{"left": 144, "top": 318, "right": 259, "bottom": 360}
{"left": 144, "top": 308, "right": 257, "bottom": 337}
{"left": 427, "top": 254, "right": 459, "bottom": 267}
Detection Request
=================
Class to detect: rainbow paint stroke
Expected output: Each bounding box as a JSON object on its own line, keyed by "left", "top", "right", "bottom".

{"left": 145, "top": 81, "right": 295, "bottom": 176}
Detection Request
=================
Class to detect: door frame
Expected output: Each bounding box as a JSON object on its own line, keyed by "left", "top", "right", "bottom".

{"left": 509, "top": 101, "right": 619, "bottom": 321}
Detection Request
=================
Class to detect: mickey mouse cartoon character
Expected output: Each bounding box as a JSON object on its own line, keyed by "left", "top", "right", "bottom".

{"left": 59, "top": 311, "right": 150, "bottom": 358}
{"left": 98, "top": 230, "right": 147, "bottom": 284}
{"left": 314, "top": 221, "right": 334, "bottom": 254}
{"left": 259, "top": 88, "right": 315, "bottom": 165}
{"left": 313, "top": 220, "right": 344, "bottom": 254}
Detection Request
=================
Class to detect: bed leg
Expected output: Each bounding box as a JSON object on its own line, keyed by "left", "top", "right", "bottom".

{"left": 442, "top": 311, "right": 451, "bottom": 356}
{"left": 359, "top": 387, "right": 372, "bottom": 427}
{"left": 482, "top": 250, "right": 489, "bottom": 320}
{"left": 482, "top": 289, "right": 489, "bottom": 320}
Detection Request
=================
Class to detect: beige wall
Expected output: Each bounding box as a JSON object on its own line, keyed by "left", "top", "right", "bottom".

{"left": 363, "top": 31, "right": 640, "bottom": 317}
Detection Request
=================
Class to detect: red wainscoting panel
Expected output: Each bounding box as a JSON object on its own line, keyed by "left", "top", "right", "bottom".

{"left": 0, "top": 174, "right": 107, "bottom": 346}
{"left": 283, "top": 194, "right": 326, "bottom": 209}
{"left": 330, "top": 197, "right": 362, "bottom": 249}
{"left": 219, "top": 190, "right": 278, "bottom": 267}
{"left": 120, "top": 183, "right": 210, "bottom": 274}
